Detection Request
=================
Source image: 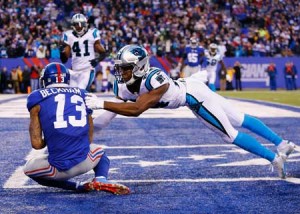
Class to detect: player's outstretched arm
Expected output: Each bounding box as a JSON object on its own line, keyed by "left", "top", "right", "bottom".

{"left": 85, "top": 84, "right": 169, "bottom": 117}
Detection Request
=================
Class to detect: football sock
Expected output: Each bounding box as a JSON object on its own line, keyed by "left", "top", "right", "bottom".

{"left": 94, "top": 152, "right": 110, "bottom": 178}
{"left": 208, "top": 83, "right": 216, "bottom": 92}
{"left": 242, "top": 114, "right": 282, "bottom": 146}
{"left": 233, "top": 132, "right": 275, "bottom": 162}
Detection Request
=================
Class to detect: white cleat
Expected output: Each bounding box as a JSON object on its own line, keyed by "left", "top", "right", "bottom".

{"left": 271, "top": 155, "right": 286, "bottom": 179}
{"left": 277, "top": 140, "right": 296, "bottom": 158}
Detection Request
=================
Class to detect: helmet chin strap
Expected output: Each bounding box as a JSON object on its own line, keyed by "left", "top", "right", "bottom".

{"left": 125, "top": 74, "right": 140, "bottom": 85}
{"left": 125, "top": 77, "right": 136, "bottom": 85}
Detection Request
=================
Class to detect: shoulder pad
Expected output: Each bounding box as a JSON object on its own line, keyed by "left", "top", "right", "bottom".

{"left": 27, "top": 90, "right": 43, "bottom": 111}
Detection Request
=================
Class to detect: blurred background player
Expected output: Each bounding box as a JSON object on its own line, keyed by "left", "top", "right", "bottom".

{"left": 180, "top": 37, "right": 207, "bottom": 82}
{"left": 60, "top": 13, "right": 107, "bottom": 90}
{"left": 24, "top": 62, "right": 129, "bottom": 195}
{"left": 85, "top": 44, "right": 296, "bottom": 179}
{"left": 204, "top": 43, "right": 227, "bottom": 91}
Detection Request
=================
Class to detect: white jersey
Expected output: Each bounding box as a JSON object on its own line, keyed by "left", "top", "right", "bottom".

{"left": 112, "top": 67, "right": 245, "bottom": 143}
{"left": 114, "top": 67, "right": 186, "bottom": 109}
{"left": 62, "top": 28, "right": 100, "bottom": 71}
{"left": 204, "top": 50, "right": 223, "bottom": 73}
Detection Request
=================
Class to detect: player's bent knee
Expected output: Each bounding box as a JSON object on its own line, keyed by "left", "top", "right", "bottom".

{"left": 221, "top": 130, "right": 238, "bottom": 144}
{"left": 23, "top": 159, "right": 34, "bottom": 175}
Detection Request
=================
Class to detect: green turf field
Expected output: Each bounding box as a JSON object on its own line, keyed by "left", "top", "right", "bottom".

{"left": 218, "top": 90, "right": 300, "bottom": 107}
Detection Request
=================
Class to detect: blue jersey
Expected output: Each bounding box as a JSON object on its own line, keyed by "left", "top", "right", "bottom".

{"left": 184, "top": 46, "right": 205, "bottom": 67}
{"left": 27, "top": 87, "right": 92, "bottom": 171}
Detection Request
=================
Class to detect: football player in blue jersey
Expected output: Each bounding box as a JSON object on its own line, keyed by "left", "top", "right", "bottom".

{"left": 180, "top": 37, "right": 207, "bottom": 81}
{"left": 60, "top": 13, "right": 107, "bottom": 90}
{"left": 24, "top": 62, "right": 129, "bottom": 194}
{"left": 85, "top": 44, "right": 296, "bottom": 179}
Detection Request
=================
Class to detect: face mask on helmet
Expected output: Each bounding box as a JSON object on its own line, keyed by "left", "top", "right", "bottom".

{"left": 114, "top": 45, "right": 149, "bottom": 85}
{"left": 190, "top": 38, "right": 198, "bottom": 48}
{"left": 209, "top": 43, "right": 218, "bottom": 55}
{"left": 71, "top": 13, "right": 88, "bottom": 36}
{"left": 40, "top": 62, "right": 70, "bottom": 88}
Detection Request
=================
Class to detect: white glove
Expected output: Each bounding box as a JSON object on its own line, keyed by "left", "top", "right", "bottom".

{"left": 85, "top": 93, "right": 104, "bottom": 109}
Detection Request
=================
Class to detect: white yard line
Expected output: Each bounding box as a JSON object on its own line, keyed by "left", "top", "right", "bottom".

{"left": 0, "top": 94, "right": 300, "bottom": 118}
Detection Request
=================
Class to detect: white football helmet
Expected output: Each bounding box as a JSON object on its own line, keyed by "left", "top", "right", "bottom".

{"left": 209, "top": 43, "right": 218, "bottom": 55}
{"left": 71, "top": 13, "right": 88, "bottom": 36}
{"left": 114, "top": 45, "right": 150, "bottom": 85}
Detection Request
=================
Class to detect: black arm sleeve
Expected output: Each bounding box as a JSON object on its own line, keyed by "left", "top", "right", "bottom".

{"left": 98, "top": 51, "right": 108, "bottom": 61}
{"left": 59, "top": 44, "right": 68, "bottom": 63}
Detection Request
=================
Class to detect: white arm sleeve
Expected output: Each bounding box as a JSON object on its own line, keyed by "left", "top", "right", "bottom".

{"left": 93, "top": 97, "right": 123, "bottom": 132}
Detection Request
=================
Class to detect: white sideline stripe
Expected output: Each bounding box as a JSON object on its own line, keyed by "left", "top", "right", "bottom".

{"left": 1, "top": 95, "right": 300, "bottom": 118}
{"left": 102, "top": 144, "right": 273, "bottom": 149}
{"left": 111, "top": 177, "right": 300, "bottom": 184}
{"left": 3, "top": 166, "right": 29, "bottom": 188}
{"left": 6, "top": 177, "right": 300, "bottom": 189}
{"left": 3, "top": 149, "right": 46, "bottom": 189}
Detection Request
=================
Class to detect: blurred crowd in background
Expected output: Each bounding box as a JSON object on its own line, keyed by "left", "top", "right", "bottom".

{"left": 0, "top": 0, "right": 300, "bottom": 59}
{"left": 0, "top": 0, "right": 300, "bottom": 94}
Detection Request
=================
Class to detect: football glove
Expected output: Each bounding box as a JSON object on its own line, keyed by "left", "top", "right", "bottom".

{"left": 89, "top": 58, "right": 101, "bottom": 68}
{"left": 59, "top": 43, "right": 68, "bottom": 63}
{"left": 85, "top": 93, "right": 104, "bottom": 109}
{"left": 89, "top": 52, "right": 107, "bottom": 68}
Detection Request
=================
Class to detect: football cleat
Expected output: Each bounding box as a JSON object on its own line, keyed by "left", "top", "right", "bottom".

{"left": 271, "top": 155, "right": 286, "bottom": 179}
{"left": 277, "top": 140, "right": 296, "bottom": 158}
{"left": 75, "top": 181, "right": 93, "bottom": 192}
{"left": 84, "top": 178, "right": 130, "bottom": 195}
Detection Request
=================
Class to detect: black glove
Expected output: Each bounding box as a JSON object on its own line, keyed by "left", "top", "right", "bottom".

{"left": 59, "top": 43, "right": 68, "bottom": 63}
{"left": 59, "top": 43, "right": 67, "bottom": 53}
{"left": 89, "top": 58, "right": 101, "bottom": 68}
{"left": 89, "top": 52, "right": 107, "bottom": 68}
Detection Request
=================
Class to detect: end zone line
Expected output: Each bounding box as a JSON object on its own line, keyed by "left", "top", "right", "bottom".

{"left": 111, "top": 177, "right": 300, "bottom": 184}
{"left": 5, "top": 177, "right": 300, "bottom": 189}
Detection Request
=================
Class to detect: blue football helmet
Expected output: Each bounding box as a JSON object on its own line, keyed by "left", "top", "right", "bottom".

{"left": 40, "top": 62, "right": 70, "bottom": 88}
{"left": 114, "top": 45, "right": 149, "bottom": 85}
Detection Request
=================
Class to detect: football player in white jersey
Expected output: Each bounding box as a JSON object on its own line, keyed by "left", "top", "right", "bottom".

{"left": 204, "top": 43, "right": 227, "bottom": 92}
{"left": 85, "top": 44, "right": 296, "bottom": 179}
{"left": 60, "top": 13, "right": 107, "bottom": 90}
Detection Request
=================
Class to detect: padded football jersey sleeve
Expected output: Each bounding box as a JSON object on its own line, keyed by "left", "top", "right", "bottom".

{"left": 62, "top": 31, "right": 72, "bottom": 46}
{"left": 27, "top": 90, "right": 43, "bottom": 111}
{"left": 145, "top": 68, "right": 169, "bottom": 91}
{"left": 81, "top": 89, "right": 93, "bottom": 115}
{"left": 91, "top": 28, "right": 101, "bottom": 42}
